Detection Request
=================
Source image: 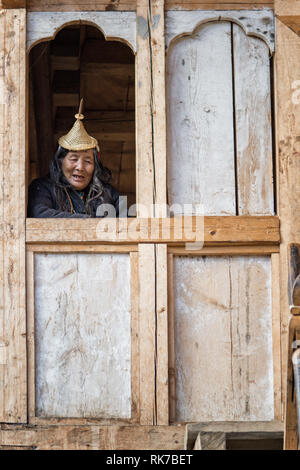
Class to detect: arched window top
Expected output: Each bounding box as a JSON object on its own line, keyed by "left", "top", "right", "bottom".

{"left": 27, "top": 11, "right": 137, "bottom": 53}
{"left": 165, "top": 9, "right": 275, "bottom": 54}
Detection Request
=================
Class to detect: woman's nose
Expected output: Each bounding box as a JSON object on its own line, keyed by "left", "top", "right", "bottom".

{"left": 75, "top": 159, "right": 84, "bottom": 170}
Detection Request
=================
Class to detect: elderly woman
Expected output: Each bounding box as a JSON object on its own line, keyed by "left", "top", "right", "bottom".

{"left": 28, "top": 105, "right": 119, "bottom": 218}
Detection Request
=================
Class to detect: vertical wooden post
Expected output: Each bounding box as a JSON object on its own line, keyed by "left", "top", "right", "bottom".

{"left": 156, "top": 244, "right": 169, "bottom": 425}
{"left": 136, "top": 0, "right": 169, "bottom": 425}
{"left": 274, "top": 0, "right": 300, "bottom": 448}
{"left": 139, "top": 244, "right": 156, "bottom": 424}
{"left": 139, "top": 243, "right": 169, "bottom": 425}
{"left": 0, "top": 8, "right": 27, "bottom": 422}
{"left": 136, "top": 0, "right": 166, "bottom": 217}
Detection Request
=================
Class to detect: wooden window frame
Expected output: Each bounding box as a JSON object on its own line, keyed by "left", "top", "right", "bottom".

{"left": 24, "top": 0, "right": 281, "bottom": 427}
{"left": 0, "top": 0, "right": 283, "bottom": 432}
{"left": 26, "top": 243, "right": 140, "bottom": 425}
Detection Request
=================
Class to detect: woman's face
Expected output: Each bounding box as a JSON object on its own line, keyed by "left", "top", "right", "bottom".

{"left": 61, "top": 149, "right": 95, "bottom": 191}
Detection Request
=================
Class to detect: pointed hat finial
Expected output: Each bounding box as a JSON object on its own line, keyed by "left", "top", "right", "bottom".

{"left": 58, "top": 98, "right": 98, "bottom": 151}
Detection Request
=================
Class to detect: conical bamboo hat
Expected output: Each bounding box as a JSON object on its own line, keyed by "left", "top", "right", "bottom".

{"left": 58, "top": 99, "right": 98, "bottom": 151}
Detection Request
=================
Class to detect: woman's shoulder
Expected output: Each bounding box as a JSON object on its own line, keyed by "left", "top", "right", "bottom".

{"left": 29, "top": 176, "right": 54, "bottom": 192}
{"left": 102, "top": 182, "right": 120, "bottom": 199}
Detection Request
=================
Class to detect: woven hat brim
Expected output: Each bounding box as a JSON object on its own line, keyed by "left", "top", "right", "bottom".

{"left": 58, "top": 136, "right": 98, "bottom": 151}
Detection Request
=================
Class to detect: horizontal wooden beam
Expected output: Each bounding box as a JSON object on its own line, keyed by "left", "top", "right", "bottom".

{"left": 56, "top": 121, "right": 135, "bottom": 136}
{"left": 25, "top": 0, "right": 273, "bottom": 11}
{"left": 0, "top": 0, "right": 26, "bottom": 7}
{"left": 0, "top": 424, "right": 186, "bottom": 450}
{"left": 27, "top": 0, "right": 136, "bottom": 11}
{"left": 166, "top": 0, "right": 273, "bottom": 7}
{"left": 26, "top": 216, "right": 280, "bottom": 245}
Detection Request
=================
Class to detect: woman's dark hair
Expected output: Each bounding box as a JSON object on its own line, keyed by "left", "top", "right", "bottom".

{"left": 49, "top": 146, "right": 112, "bottom": 214}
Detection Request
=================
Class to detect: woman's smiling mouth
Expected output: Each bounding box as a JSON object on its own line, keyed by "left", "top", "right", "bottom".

{"left": 72, "top": 175, "right": 85, "bottom": 181}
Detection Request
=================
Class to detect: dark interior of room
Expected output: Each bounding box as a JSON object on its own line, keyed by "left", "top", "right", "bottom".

{"left": 28, "top": 24, "right": 136, "bottom": 208}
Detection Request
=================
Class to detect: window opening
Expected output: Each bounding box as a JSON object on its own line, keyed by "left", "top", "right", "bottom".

{"left": 28, "top": 24, "right": 136, "bottom": 214}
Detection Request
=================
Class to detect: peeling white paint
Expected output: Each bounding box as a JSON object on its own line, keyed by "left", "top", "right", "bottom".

{"left": 165, "top": 10, "right": 275, "bottom": 53}
{"left": 27, "top": 11, "right": 137, "bottom": 52}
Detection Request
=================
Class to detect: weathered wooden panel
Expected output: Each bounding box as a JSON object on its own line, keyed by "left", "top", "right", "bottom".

{"left": 166, "top": 1, "right": 273, "bottom": 10}
{"left": 27, "top": 11, "right": 137, "bottom": 52}
{"left": 275, "top": 17, "right": 300, "bottom": 448}
{"left": 0, "top": 424, "right": 186, "bottom": 450}
{"left": 27, "top": 0, "right": 137, "bottom": 11}
{"left": 233, "top": 24, "right": 274, "bottom": 215}
{"left": 136, "top": 0, "right": 166, "bottom": 216}
{"left": 173, "top": 255, "right": 274, "bottom": 421}
{"left": 167, "top": 17, "right": 274, "bottom": 216}
{"left": 0, "top": 9, "right": 27, "bottom": 423}
{"left": 165, "top": 10, "right": 275, "bottom": 53}
{"left": 167, "top": 22, "right": 236, "bottom": 215}
{"left": 34, "top": 253, "right": 131, "bottom": 418}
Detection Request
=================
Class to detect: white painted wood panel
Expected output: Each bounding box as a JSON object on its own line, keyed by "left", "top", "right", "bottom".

{"left": 167, "top": 22, "right": 236, "bottom": 215}
{"left": 173, "top": 255, "right": 274, "bottom": 422}
{"left": 34, "top": 253, "right": 131, "bottom": 419}
{"left": 27, "top": 11, "right": 136, "bottom": 52}
{"left": 165, "top": 10, "right": 275, "bottom": 53}
{"left": 233, "top": 24, "right": 274, "bottom": 215}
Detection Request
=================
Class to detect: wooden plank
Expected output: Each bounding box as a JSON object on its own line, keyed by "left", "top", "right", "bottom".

{"left": 26, "top": 250, "right": 35, "bottom": 423}
{"left": 167, "top": 253, "right": 176, "bottom": 423}
{"left": 138, "top": 244, "right": 156, "bottom": 424}
{"left": 173, "top": 255, "right": 274, "bottom": 421}
{"left": 32, "top": 252, "right": 132, "bottom": 420}
{"left": 25, "top": 0, "right": 274, "bottom": 10}
{"left": 136, "top": 0, "right": 166, "bottom": 216}
{"left": 26, "top": 217, "right": 280, "bottom": 244}
{"left": 167, "top": 21, "right": 236, "bottom": 215}
{"left": 166, "top": 0, "right": 272, "bottom": 4}
{"left": 0, "top": 424, "right": 186, "bottom": 450}
{"left": 274, "top": 18, "right": 300, "bottom": 426}
{"left": 272, "top": 253, "right": 283, "bottom": 420}
{"left": 233, "top": 23, "right": 274, "bottom": 215}
{"left": 27, "top": 0, "right": 137, "bottom": 11}
{"left": 0, "top": 8, "right": 27, "bottom": 423}
{"left": 151, "top": 0, "right": 167, "bottom": 213}
{"left": 156, "top": 244, "right": 169, "bottom": 425}
{"left": 27, "top": 244, "right": 138, "bottom": 253}
{"left": 0, "top": 0, "right": 26, "bottom": 7}
{"left": 130, "top": 252, "right": 140, "bottom": 422}
{"left": 169, "top": 245, "right": 280, "bottom": 255}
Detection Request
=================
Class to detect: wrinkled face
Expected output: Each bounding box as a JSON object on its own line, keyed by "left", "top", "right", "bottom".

{"left": 61, "top": 149, "right": 95, "bottom": 191}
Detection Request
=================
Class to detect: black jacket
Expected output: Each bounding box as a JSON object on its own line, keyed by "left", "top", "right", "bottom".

{"left": 27, "top": 176, "right": 120, "bottom": 218}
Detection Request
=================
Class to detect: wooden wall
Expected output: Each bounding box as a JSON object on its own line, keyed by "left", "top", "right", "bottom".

{"left": 0, "top": 0, "right": 289, "bottom": 451}
{"left": 172, "top": 255, "right": 274, "bottom": 422}
{"left": 23, "top": 0, "right": 274, "bottom": 11}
